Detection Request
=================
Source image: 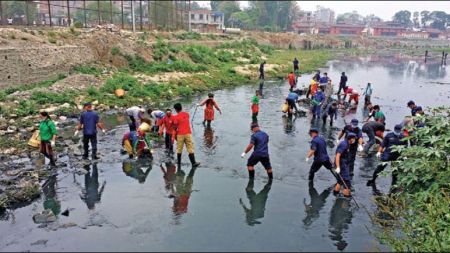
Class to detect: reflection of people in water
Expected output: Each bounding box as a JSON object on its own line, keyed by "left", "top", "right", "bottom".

{"left": 160, "top": 162, "right": 176, "bottom": 195}
{"left": 122, "top": 160, "right": 152, "bottom": 184}
{"left": 282, "top": 114, "right": 296, "bottom": 133}
{"left": 239, "top": 179, "right": 272, "bottom": 226}
{"left": 328, "top": 197, "right": 353, "bottom": 251}
{"left": 259, "top": 80, "right": 264, "bottom": 98}
{"left": 303, "top": 182, "right": 331, "bottom": 227}
{"left": 42, "top": 175, "right": 61, "bottom": 216}
{"left": 80, "top": 163, "right": 106, "bottom": 210}
{"left": 172, "top": 167, "right": 197, "bottom": 217}
{"left": 203, "top": 126, "right": 217, "bottom": 151}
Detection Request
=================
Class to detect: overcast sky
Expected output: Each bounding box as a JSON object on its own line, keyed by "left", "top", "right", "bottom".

{"left": 196, "top": 1, "right": 450, "bottom": 20}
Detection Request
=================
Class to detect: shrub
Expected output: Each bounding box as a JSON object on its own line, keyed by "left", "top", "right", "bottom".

{"left": 102, "top": 73, "right": 140, "bottom": 93}
{"left": 111, "top": 46, "right": 120, "bottom": 56}
{"left": 16, "top": 100, "right": 38, "bottom": 117}
{"left": 175, "top": 32, "right": 201, "bottom": 40}
{"left": 73, "top": 65, "right": 102, "bottom": 76}
{"left": 176, "top": 86, "right": 193, "bottom": 96}
{"left": 48, "top": 37, "right": 57, "bottom": 44}
{"left": 86, "top": 86, "right": 99, "bottom": 96}
{"left": 30, "top": 91, "right": 74, "bottom": 105}
{"left": 73, "top": 21, "right": 83, "bottom": 28}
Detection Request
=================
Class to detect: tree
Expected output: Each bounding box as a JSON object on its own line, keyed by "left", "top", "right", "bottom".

{"left": 210, "top": 1, "right": 221, "bottom": 11}
{"left": 393, "top": 10, "right": 412, "bottom": 27}
{"left": 420, "top": 10, "right": 430, "bottom": 27}
{"left": 428, "top": 11, "right": 450, "bottom": 30}
{"left": 191, "top": 1, "right": 206, "bottom": 11}
{"left": 3, "top": 1, "right": 37, "bottom": 24}
{"left": 217, "top": 1, "right": 241, "bottom": 27}
{"left": 412, "top": 11, "right": 420, "bottom": 28}
{"left": 336, "top": 11, "right": 364, "bottom": 25}
{"left": 74, "top": 1, "right": 120, "bottom": 25}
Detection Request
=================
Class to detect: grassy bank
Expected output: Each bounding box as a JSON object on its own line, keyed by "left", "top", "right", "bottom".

{"left": 374, "top": 107, "right": 450, "bottom": 251}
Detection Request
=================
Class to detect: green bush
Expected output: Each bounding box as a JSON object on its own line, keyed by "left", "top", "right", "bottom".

{"left": 102, "top": 73, "right": 140, "bottom": 93}
{"left": 111, "top": 47, "right": 121, "bottom": 56}
{"left": 73, "top": 65, "right": 102, "bottom": 76}
{"left": 73, "top": 21, "right": 83, "bottom": 28}
{"left": 176, "top": 86, "right": 193, "bottom": 96}
{"left": 375, "top": 107, "right": 450, "bottom": 252}
{"left": 30, "top": 91, "right": 74, "bottom": 105}
{"left": 86, "top": 86, "right": 100, "bottom": 96}
{"left": 175, "top": 32, "right": 201, "bottom": 40}
{"left": 16, "top": 100, "right": 38, "bottom": 117}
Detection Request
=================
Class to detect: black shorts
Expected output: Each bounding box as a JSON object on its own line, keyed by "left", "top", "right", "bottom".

{"left": 247, "top": 155, "right": 272, "bottom": 169}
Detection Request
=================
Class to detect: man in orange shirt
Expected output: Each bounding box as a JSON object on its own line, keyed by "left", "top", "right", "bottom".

{"left": 172, "top": 103, "right": 200, "bottom": 168}
{"left": 286, "top": 71, "right": 296, "bottom": 91}
{"left": 159, "top": 108, "right": 176, "bottom": 154}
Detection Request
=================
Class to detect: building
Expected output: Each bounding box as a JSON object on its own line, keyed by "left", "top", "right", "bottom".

{"left": 399, "top": 31, "right": 429, "bottom": 39}
{"left": 425, "top": 28, "right": 443, "bottom": 39}
{"left": 314, "top": 6, "right": 335, "bottom": 25}
{"left": 189, "top": 9, "right": 224, "bottom": 32}
{"left": 371, "top": 22, "right": 407, "bottom": 37}
{"left": 330, "top": 24, "right": 365, "bottom": 36}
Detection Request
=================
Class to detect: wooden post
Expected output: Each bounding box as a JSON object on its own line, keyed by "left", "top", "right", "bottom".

{"left": 147, "top": 0, "right": 151, "bottom": 30}
{"left": 121, "top": 0, "right": 124, "bottom": 29}
{"left": 110, "top": 0, "right": 113, "bottom": 24}
{"left": 0, "top": 1, "right": 3, "bottom": 26}
{"left": 97, "top": 0, "right": 101, "bottom": 25}
{"left": 139, "top": 0, "right": 143, "bottom": 31}
{"left": 67, "top": 0, "right": 71, "bottom": 26}
{"left": 47, "top": 0, "right": 52, "bottom": 26}
{"left": 153, "top": 0, "right": 156, "bottom": 29}
{"left": 83, "top": 0, "right": 87, "bottom": 27}
{"left": 25, "top": 0, "right": 29, "bottom": 25}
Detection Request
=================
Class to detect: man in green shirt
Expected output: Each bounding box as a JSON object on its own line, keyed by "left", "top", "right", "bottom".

{"left": 39, "top": 111, "right": 58, "bottom": 166}
{"left": 251, "top": 90, "right": 260, "bottom": 123}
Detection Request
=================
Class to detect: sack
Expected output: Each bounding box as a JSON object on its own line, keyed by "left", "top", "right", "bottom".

{"left": 28, "top": 130, "right": 41, "bottom": 148}
{"left": 281, "top": 103, "right": 289, "bottom": 113}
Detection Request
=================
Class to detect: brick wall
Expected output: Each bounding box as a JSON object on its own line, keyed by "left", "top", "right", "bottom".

{"left": 0, "top": 45, "right": 94, "bottom": 88}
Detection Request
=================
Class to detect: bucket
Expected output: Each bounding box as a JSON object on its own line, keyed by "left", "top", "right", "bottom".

{"left": 28, "top": 130, "right": 41, "bottom": 148}
{"left": 281, "top": 103, "right": 289, "bottom": 113}
{"left": 115, "top": 88, "right": 125, "bottom": 98}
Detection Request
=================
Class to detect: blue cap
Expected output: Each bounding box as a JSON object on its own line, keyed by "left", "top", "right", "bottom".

{"left": 416, "top": 106, "right": 423, "bottom": 111}
{"left": 309, "top": 127, "right": 319, "bottom": 133}
{"left": 394, "top": 124, "right": 402, "bottom": 133}
{"left": 407, "top": 100, "right": 415, "bottom": 107}
{"left": 351, "top": 119, "right": 358, "bottom": 126}
{"left": 346, "top": 132, "right": 357, "bottom": 139}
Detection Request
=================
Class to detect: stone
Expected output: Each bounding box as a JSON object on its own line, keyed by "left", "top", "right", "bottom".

{"left": 59, "top": 116, "right": 67, "bottom": 121}
{"left": 0, "top": 131, "right": 6, "bottom": 136}
{"left": 0, "top": 124, "right": 7, "bottom": 130}
{"left": 9, "top": 114, "right": 17, "bottom": 118}
{"left": 33, "top": 209, "right": 56, "bottom": 224}
{"left": 30, "top": 239, "right": 48, "bottom": 246}
{"left": 75, "top": 168, "right": 88, "bottom": 175}
{"left": 60, "top": 103, "right": 70, "bottom": 109}
{"left": 8, "top": 119, "right": 15, "bottom": 124}
{"left": 59, "top": 222, "right": 77, "bottom": 229}
{"left": 26, "top": 126, "right": 35, "bottom": 132}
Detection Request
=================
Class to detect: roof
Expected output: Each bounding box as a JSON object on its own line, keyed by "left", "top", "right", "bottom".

{"left": 190, "top": 9, "right": 212, "bottom": 14}
{"left": 425, "top": 28, "right": 443, "bottom": 34}
{"left": 212, "top": 12, "right": 224, "bottom": 17}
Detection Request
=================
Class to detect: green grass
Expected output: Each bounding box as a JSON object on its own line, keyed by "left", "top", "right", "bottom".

{"left": 268, "top": 49, "right": 331, "bottom": 76}
{"left": 73, "top": 65, "right": 103, "bottom": 77}
{"left": 1, "top": 74, "right": 66, "bottom": 99}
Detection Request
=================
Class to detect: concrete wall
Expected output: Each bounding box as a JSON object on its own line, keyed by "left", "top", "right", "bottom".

{"left": 0, "top": 45, "right": 94, "bottom": 88}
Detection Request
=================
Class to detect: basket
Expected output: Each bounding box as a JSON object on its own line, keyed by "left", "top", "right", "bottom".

{"left": 27, "top": 130, "right": 41, "bottom": 148}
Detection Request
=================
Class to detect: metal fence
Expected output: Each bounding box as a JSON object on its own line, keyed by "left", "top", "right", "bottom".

{"left": 0, "top": 0, "right": 191, "bottom": 31}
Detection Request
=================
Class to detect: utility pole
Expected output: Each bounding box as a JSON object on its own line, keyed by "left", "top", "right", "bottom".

{"left": 131, "top": 0, "right": 135, "bottom": 32}
{"left": 139, "top": 0, "right": 143, "bottom": 31}
{"left": 121, "top": 0, "right": 124, "bottom": 29}
{"left": 67, "top": 0, "right": 71, "bottom": 26}
{"left": 97, "top": 0, "right": 101, "bottom": 25}
{"left": 83, "top": 0, "right": 87, "bottom": 27}
{"left": 47, "top": 0, "right": 52, "bottom": 26}
{"left": 188, "top": 0, "right": 191, "bottom": 31}
{"left": 110, "top": 0, "right": 113, "bottom": 24}
{"left": 0, "top": 1, "right": 3, "bottom": 26}
{"left": 25, "top": 0, "right": 29, "bottom": 25}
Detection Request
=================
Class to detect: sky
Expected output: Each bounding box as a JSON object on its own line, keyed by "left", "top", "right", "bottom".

{"left": 196, "top": 1, "right": 450, "bottom": 20}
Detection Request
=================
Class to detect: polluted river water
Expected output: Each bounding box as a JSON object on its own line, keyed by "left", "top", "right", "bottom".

{"left": 1, "top": 55, "right": 449, "bottom": 251}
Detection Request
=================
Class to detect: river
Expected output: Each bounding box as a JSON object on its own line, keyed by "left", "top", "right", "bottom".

{"left": 0, "top": 55, "right": 449, "bottom": 251}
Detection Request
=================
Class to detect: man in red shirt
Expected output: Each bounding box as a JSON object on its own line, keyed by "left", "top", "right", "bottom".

{"left": 159, "top": 108, "right": 175, "bottom": 154}
{"left": 172, "top": 103, "right": 200, "bottom": 167}
{"left": 286, "top": 71, "right": 296, "bottom": 91}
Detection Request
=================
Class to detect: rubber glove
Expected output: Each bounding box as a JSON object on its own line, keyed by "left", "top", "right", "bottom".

{"left": 74, "top": 130, "right": 79, "bottom": 136}
{"left": 305, "top": 157, "right": 310, "bottom": 162}
{"left": 335, "top": 167, "right": 341, "bottom": 174}
{"left": 376, "top": 152, "right": 382, "bottom": 159}
{"left": 241, "top": 152, "right": 246, "bottom": 158}
{"left": 102, "top": 129, "right": 106, "bottom": 135}
{"left": 357, "top": 144, "right": 364, "bottom": 152}
{"left": 335, "top": 139, "right": 340, "bottom": 145}
{"left": 50, "top": 140, "right": 55, "bottom": 147}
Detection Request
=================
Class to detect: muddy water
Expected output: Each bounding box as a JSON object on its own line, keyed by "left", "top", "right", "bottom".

{"left": 1, "top": 56, "right": 449, "bottom": 251}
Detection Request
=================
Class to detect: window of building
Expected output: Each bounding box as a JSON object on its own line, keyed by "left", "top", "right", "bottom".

{"left": 191, "top": 14, "right": 195, "bottom": 20}
{"left": 206, "top": 15, "right": 209, "bottom": 20}
{"left": 199, "top": 14, "right": 204, "bottom": 20}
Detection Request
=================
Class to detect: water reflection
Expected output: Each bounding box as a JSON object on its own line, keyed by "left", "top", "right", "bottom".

{"left": 122, "top": 160, "right": 152, "bottom": 184}
{"left": 202, "top": 126, "right": 217, "bottom": 154}
{"left": 172, "top": 167, "right": 197, "bottom": 223}
{"left": 328, "top": 197, "right": 353, "bottom": 251}
{"left": 239, "top": 179, "right": 272, "bottom": 226}
{"left": 303, "top": 182, "right": 331, "bottom": 228}
{"left": 80, "top": 163, "right": 106, "bottom": 210}
{"left": 42, "top": 175, "right": 61, "bottom": 216}
{"left": 282, "top": 115, "right": 296, "bottom": 134}
{"left": 160, "top": 162, "right": 176, "bottom": 196}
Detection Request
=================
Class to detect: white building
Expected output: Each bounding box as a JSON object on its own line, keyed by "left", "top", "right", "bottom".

{"left": 189, "top": 10, "right": 224, "bottom": 32}
{"left": 314, "top": 6, "right": 335, "bottom": 25}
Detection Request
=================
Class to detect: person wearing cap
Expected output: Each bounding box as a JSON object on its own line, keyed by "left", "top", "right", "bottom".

{"left": 305, "top": 128, "right": 332, "bottom": 181}
{"left": 125, "top": 106, "right": 145, "bottom": 129}
{"left": 362, "top": 83, "right": 373, "bottom": 107}
{"left": 319, "top": 72, "right": 329, "bottom": 91}
{"left": 337, "top": 72, "right": 347, "bottom": 95}
{"left": 147, "top": 109, "right": 166, "bottom": 133}
{"left": 407, "top": 100, "right": 421, "bottom": 117}
{"left": 172, "top": 103, "right": 200, "bottom": 168}
{"left": 364, "top": 105, "right": 385, "bottom": 124}
{"left": 122, "top": 123, "right": 138, "bottom": 159}
{"left": 367, "top": 124, "right": 407, "bottom": 187}
{"left": 75, "top": 102, "right": 106, "bottom": 160}
{"left": 38, "top": 111, "right": 58, "bottom": 167}
{"left": 241, "top": 123, "right": 273, "bottom": 180}
{"left": 159, "top": 108, "right": 176, "bottom": 154}
{"left": 336, "top": 119, "right": 364, "bottom": 176}
{"left": 311, "top": 87, "right": 325, "bottom": 119}
{"left": 286, "top": 90, "right": 300, "bottom": 116}
{"left": 322, "top": 101, "right": 338, "bottom": 126}
{"left": 362, "top": 120, "right": 385, "bottom": 156}
{"left": 334, "top": 133, "right": 357, "bottom": 197}
{"left": 198, "top": 93, "right": 222, "bottom": 127}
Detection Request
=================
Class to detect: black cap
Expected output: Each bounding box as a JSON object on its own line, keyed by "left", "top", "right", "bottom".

{"left": 83, "top": 102, "right": 92, "bottom": 107}
{"left": 407, "top": 100, "right": 415, "bottom": 107}
{"left": 309, "top": 127, "right": 319, "bottom": 134}
{"left": 250, "top": 122, "right": 259, "bottom": 129}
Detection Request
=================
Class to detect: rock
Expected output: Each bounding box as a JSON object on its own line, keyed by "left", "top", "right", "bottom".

{"left": 0, "top": 131, "right": 6, "bottom": 136}
{"left": 75, "top": 168, "right": 88, "bottom": 175}
{"left": 30, "top": 239, "right": 48, "bottom": 246}
{"left": 8, "top": 119, "right": 15, "bottom": 124}
{"left": 26, "top": 126, "right": 36, "bottom": 132}
{"left": 0, "top": 124, "right": 7, "bottom": 130}
{"left": 59, "top": 222, "right": 77, "bottom": 229}
{"left": 8, "top": 126, "right": 17, "bottom": 131}
{"left": 92, "top": 100, "right": 99, "bottom": 105}
{"left": 61, "top": 209, "right": 70, "bottom": 216}
{"left": 77, "top": 104, "right": 83, "bottom": 110}
{"left": 33, "top": 209, "right": 56, "bottom": 224}
{"left": 44, "top": 106, "right": 59, "bottom": 113}
{"left": 9, "top": 114, "right": 17, "bottom": 119}
{"left": 59, "top": 116, "right": 67, "bottom": 121}
{"left": 60, "top": 103, "right": 70, "bottom": 109}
